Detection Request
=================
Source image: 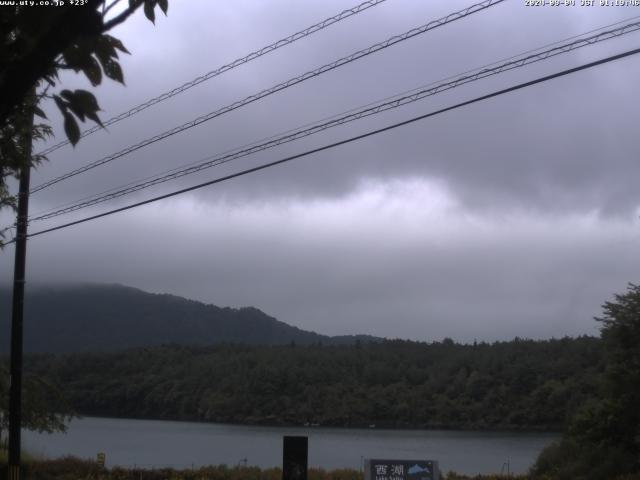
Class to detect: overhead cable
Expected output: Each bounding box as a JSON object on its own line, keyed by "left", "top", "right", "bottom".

{"left": 37, "top": 0, "right": 390, "bottom": 156}
{"left": 30, "top": 0, "right": 505, "bottom": 194}
{"left": 28, "top": 19, "right": 640, "bottom": 222}
{"left": 6, "top": 45, "right": 637, "bottom": 244}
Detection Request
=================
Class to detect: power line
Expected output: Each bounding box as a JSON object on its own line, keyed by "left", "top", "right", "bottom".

{"left": 28, "top": 19, "right": 640, "bottom": 223}
{"left": 9, "top": 45, "right": 638, "bottom": 244}
{"left": 36, "top": 0, "right": 390, "bottom": 157}
{"left": 29, "top": 0, "right": 505, "bottom": 194}
{"left": 34, "top": 12, "right": 640, "bottom": 218}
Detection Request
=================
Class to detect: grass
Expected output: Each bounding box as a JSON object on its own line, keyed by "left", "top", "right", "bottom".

{"left": 0, "top": 457, "right": 528, "bottom": 480}
{"left": 0, "top": 449, "right": 39, "bottom": 464}
{"left": 2, "top": 457, "right": 639, "bottom": 480}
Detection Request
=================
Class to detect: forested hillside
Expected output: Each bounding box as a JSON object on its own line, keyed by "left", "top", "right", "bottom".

{"left": 0, "top": 284, "right": 379, "bottom": 353}
{"left": 23, "top": 337, "right": 602, "bottom": 430}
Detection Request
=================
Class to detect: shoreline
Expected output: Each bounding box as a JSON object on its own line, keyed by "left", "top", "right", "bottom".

{"left": 66, "top": 413, "right": 562, "bottom": 434}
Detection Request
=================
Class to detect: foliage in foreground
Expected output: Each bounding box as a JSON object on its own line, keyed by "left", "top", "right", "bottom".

{"left": 0, "top": 363, "right": 73, "bottom": 449}
{"left": 531, "top": 284, "right": 640, "bottom": 479}
{"left": 0, "top": 0, "right": 168, "bottom": 237}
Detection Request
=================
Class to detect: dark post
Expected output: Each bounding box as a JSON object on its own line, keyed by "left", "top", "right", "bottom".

{"left": 7, "top": 101, "right": 33, "bottom": 480}
{"left": 282, "top": 436, "right": 308, "bottom": 480}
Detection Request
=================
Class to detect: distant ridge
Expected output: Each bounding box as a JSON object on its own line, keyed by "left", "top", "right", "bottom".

{"left": 0, "top": 284, "right": 381, "bottom": 353}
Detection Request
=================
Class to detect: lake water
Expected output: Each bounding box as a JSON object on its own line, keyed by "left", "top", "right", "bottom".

{"left": 23, "top": 417, "right": 557, "bottom": 475}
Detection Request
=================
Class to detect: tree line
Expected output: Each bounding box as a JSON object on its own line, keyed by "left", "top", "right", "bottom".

{"left": 531, "top": 284, "right": 640, "bottom": 479}
{"left": 17, "top": 336, "right": 603, "bottom": 431}
{"left": 3, "top": 283, "right": 639, "bottom": 478}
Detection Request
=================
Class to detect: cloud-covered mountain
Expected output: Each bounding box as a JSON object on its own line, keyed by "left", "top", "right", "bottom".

{"left": 0, "top": 284, "right": 380, "bottom": 353}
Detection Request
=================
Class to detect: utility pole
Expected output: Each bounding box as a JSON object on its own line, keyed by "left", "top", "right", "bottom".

{"left": 7, "top": 95, "right": 34, "bottom": 480}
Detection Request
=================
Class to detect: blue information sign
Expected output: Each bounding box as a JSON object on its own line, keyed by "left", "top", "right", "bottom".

{"left": 365, "top": 459, "right": 439, "bottom": 480}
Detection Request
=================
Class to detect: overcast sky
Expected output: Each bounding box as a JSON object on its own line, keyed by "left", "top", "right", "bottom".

{"left": 2, "top": 0, "right": 639, "bottom": 342}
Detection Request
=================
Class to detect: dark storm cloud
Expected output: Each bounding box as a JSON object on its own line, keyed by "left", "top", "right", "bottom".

{"left": 6, "top": 185, "right": 639, "bottom": 341}
{"left": 3, "top": 0, "right": 639, "bottom": 341}
{"left": 28, "top": 0, "right": 640, "bottom": 216}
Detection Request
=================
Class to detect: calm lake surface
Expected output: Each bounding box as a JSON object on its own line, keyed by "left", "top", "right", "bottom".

{"left": 24, "top": 417, "right": 557, "bottom": 475}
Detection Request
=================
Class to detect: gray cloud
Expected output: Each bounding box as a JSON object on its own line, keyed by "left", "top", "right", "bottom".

{"left": 29, "top": 1, "right": 640, "bottom": 213}
{"left": 4, "top": 0, "right": 640, "bottom": 341}
{"left": 5, "top": 181, "right": 639, "bottom": 341}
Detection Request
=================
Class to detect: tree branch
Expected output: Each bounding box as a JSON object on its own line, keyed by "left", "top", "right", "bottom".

{"left": 101, "top": 0, "right": 143, "bottom": 32}
{"left": 102, "top": 0, "right": 121, "bottom": 17}
{"left": 0, "top": 1, "right": 104, "bottom": 127}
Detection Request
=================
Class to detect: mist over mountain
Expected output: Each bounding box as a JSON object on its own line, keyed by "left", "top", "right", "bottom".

{"left": 0, "top": 284, "right": 380, "bottom": 353}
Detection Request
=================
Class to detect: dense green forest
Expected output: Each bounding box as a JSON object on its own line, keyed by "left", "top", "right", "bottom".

{"left": 3, "top": 283, "right": 639, "bottom": 479}
{"left": 20, "top": 336, "right": 602, "bottom": 431}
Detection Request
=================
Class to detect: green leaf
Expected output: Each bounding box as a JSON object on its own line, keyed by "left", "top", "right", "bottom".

{"left": 33, "top": 106, "right": 47, "bottom": 120}
{"left": 59, "top": 90, "right": 74, "bottom": 103}
{"left": 85, "top": 110, "right": 103, "bottom": 127}
{"left": 94, "top": 36, "right": 117, "bottom": 65}
{"left": 65, "top": 102, "right": 86, "bottom": 122}
{"left": 62, "top": 41, "right": 94, "bottom": 73}
{"left": 157, "top": 0, "right": 168, "bottom": 15}
{"left": 94, "top": 37, "right": 120, "bottom": 82}
{"left": 103, "top": 58, "right": 125, "bottom": 84}
{"left": 104, "top": 34, "right": 130, "bottom": 55}
{"left": 53, "top": 95, "right": 67, "bottom": 113}
{"left": 72, "top": 90, "right": 103, "bottom": 127}
{"left": 143, "top": 0, "right": 155, "bottom": 24}
{"left": 58, "top": 89, "right": 104, "bottom": 128}
{"left": 63, "top": 111, "right": 80, "bottom": 146}
{"left": 72, "top": 89, "right": 100, "bottom": 113}
{"left": 82, "top": 55, "right": 102, "bottom": 86}
{"left": 62, "top": 46, "right": 83, "bottom": 72}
